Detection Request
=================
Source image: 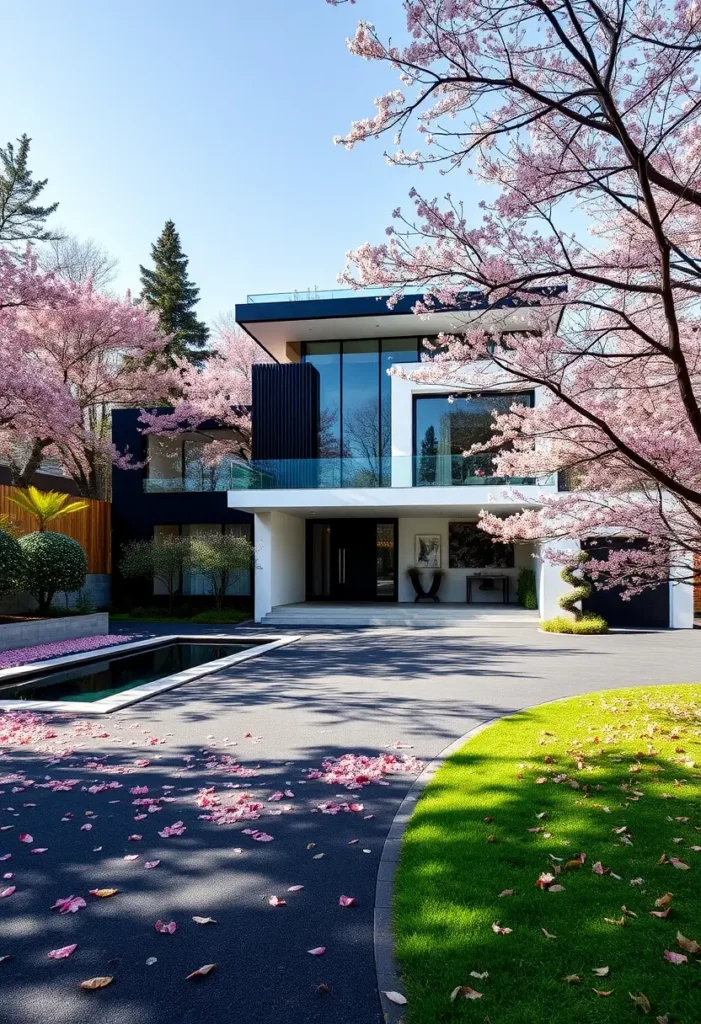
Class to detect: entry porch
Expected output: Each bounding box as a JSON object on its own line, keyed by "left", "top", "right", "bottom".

{"left": 249, "top": 508, "right": 550, "bottom": 625}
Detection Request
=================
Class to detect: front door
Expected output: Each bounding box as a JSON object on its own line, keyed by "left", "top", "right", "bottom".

{"left": 307, "top": 519, "right": 397, "bottom": 602}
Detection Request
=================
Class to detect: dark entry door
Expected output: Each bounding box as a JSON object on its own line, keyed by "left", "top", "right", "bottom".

{"left": 581, "top": 537, "right": 670, "bottom": 628}
{"left": 331, "top": 520, "right": 377, "bottom": 601}
{"left": 307, "top": 519, "right": 397, "bottom": 602}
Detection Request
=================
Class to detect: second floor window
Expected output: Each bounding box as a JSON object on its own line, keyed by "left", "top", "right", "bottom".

{"left": 413, "top": 391, "right": 533, "bottom": 485}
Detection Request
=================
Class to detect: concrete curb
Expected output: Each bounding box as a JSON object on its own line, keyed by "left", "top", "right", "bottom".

{"left": 373, "top": 719, "right": 493, "bottom": 1021}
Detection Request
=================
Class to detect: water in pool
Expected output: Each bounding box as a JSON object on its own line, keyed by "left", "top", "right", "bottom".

{"left": 0, "top": 641, "right": 260, "bottom": 703}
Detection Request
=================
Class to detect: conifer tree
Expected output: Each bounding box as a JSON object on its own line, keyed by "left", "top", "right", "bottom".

{"left": 139, "top": 220, "right": 209, "bottom": 363}
{"left": 0, "top": 134, "right": 59, "bottom": 246}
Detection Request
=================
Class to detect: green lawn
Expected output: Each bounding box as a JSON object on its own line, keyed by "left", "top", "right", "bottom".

{"left": 394, "top": 686, "right": 701, "bottom": 1024}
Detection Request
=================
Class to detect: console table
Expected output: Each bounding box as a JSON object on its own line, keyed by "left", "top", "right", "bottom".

{"left": 466, "top": 574, "right": 510, "bottom": 605}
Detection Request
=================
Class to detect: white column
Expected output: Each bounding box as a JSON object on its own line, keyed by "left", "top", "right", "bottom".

{"left": 669, "top": 548, "right": 694, "bottom": 628}
{"left": 538, "top": 538, "right": 580, "bottom": 620}
{"left": 253, "top": 512, "right": 273, "bottom": 622}
{"left": 390, "top": 374, "right": 414, "bottom": 487}
{"left": 270, "top": 511, "right": 306, "bottom": 608}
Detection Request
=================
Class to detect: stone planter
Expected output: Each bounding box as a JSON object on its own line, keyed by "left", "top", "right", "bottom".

{"left": 0, "top": 612, "right": 109, "bottom": 653}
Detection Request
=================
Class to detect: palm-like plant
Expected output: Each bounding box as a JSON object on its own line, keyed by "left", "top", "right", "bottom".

{"left": 8, "top": 487, "right": 89, "bottom": 531}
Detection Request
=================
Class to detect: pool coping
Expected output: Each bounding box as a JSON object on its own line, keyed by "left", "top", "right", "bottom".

{"left": 0, "top": 634, "right": 301, "bottom": 714}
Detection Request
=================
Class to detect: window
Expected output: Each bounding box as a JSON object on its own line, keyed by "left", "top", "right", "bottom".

{"left": 302, "top": 338, "right": 420, "bottom": 485}
{"left": 147, "top": 430, "right": 242, "bottom": 491}
{"left": 413, "top": 391, "right": 533, "bottom": 485}
{"left": 152, "top": 523, "right": 252, "bottom": 597}
{"left": 304, "top": 342, "right": 341, "bottom": 458}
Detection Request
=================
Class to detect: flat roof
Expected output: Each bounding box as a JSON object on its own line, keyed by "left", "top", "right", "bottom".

{"left": 235, "top": 288, "right": 565, "bottom": 361}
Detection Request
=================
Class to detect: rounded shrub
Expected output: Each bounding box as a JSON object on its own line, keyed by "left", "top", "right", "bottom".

{"left": 0, "top": 529, "right": 23, "bottom": 596}
{"left": 19, "top": 532, "right": 88, "bottom": 614}
{"left": 541, "top": 613, "right": 608, "bottom": 634}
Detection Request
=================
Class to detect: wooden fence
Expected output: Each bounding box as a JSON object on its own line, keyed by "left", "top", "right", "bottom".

{"left": 0, "top": 485, "right": 111, "bottom": 575}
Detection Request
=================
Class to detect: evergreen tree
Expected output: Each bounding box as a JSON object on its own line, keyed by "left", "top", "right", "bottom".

{"left": 0, "top": 134, "right": 59, "bottom": 246}
{"left": 139, "top": 220, "right": 209, "bottom": 363}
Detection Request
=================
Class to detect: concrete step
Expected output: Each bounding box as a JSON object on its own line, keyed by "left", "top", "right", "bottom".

{"left": 260, "top": 603, "right": 540, "bottom": 628}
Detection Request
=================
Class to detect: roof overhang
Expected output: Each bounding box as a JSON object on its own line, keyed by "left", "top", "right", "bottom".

{"left": 235, "top": 289, "right": 565, "bottom": 362}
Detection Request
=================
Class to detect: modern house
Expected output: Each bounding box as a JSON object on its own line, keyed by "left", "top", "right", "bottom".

{"left": 112, "top": 288, "right": 693, "bottom": 629}
{"left": 225, "top": 288, "right": 692, "bottom": 629}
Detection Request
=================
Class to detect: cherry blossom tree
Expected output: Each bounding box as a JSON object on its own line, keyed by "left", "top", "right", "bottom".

{"left": 328, "top": 0, "right": 701, "bottom": 593}
{"left": 139, "top": 315, "right": 271, "bottom": 465}
{"left": 0, "top": 251, "right": 177, "bottom": 498}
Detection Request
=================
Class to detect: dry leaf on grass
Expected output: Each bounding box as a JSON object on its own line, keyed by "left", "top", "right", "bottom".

{"left": 563, "top": 975, "right": 581, "bottom": 984}
{"left": 629, "top": 992, "right": 652, "bottom": 1014}
{"left": 450, "top": 986, "right": 482, "bottom": 1001}
{"left": 676, "top": 932, "right": 701, "bottom": 955}
{"left": 592, "top": 967, "right": 610, "bottom": 977}
{"left": 491, "top": 922, "right": 512, "bottom": 935}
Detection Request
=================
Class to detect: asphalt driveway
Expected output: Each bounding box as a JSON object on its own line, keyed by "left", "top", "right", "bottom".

{"left": 0, "top": 623, "right": 699, "bottom": 1024}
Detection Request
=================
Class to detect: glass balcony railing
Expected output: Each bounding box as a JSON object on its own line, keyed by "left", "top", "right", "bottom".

{"left": 144, "top": 456, "right": 553, "bottom": 492}
{"left": 245, "top": 286, "right": 396, "bottom": 304}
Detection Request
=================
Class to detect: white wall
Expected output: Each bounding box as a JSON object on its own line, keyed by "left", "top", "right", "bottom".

{"left": 538, "top": 538, "right": 581, "bottom": 619}
{"left": 397, "top": 517, "right": 535, "bottom": 604}
{"left": 254, "top": 511, "right": 306, "bottom": 620}
{"left": 670, "top": 549, "right": 695, "bottom": 628}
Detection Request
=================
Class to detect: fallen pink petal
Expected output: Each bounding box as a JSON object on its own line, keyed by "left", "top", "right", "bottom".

{"left": 48, "top": 944, "right": 77, "bottom": 959}
{"left": 50, "top": 896, "right": 86, "bottom": 914}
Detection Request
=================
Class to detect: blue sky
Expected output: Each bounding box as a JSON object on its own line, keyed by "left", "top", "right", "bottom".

{"left": 2, "top": 0, "right": 464, "bottom": 322}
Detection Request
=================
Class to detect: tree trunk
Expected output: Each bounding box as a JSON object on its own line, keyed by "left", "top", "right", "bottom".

{"left": 9, "top": 441, "right": 49, "bottom": 490}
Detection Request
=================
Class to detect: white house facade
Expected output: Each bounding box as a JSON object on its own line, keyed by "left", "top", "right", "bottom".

{"left": 215, "top": 288, "right": 693, "bottom": 629}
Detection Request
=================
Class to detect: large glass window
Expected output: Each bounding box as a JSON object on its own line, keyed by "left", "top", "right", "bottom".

{"left": 341, "top": 340, "right": 379, "bottom": 485}
{"left": 152, "top": 523, "right": 252, "bottom": 597}
{"left": 414, "top": 391, "right": 533, "bottom": 485}
{"left": 304, "top": 342, "right": 341, "bottom": 458}
{"left": 302, "top": 338, "right": 419, "bottom": 485}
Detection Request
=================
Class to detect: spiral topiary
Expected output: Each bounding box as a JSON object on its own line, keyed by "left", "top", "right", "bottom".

{"left": 558, "top": 550, "right": 592, "bottom": 621}
{"left": 0, "top": 528, "right": 23, "bottom": 596}
{"left": 19, "top": 532, "right": 87, "bottom": 615}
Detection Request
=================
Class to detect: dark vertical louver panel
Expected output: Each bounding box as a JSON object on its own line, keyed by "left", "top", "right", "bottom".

{"left": 252, "top": 363, "right": 320, "bottom": 486}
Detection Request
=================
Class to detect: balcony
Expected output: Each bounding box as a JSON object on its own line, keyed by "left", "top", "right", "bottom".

{"left": 144, "top": 455, "right": 551, "bottom": 492}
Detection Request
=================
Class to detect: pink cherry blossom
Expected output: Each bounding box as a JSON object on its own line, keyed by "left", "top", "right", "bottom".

{"left": 327, "top": 0, "right": 701, "bottom": 585}
{"left": 50, "top": 896, "right": 86, "bottom": 914}
{"left": 0, "top": 635, "right": 136, "bottom": 670}
{"left": 139, "top": 321, "right": 271, "bottom": 466}
{"left": 155, "top": 920, "right": 177, "bottom": 935}
{"left": 338, "top": 895, "right": 357, "bottom": 907}
{"left": 48, "top": 944, "right": 77, "bottom": 959}
{"left": 158, "top": 821, "right": 186, "bottom": 838}
{"left": 0, "top": 887, "right": 15, "bottom": 898}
